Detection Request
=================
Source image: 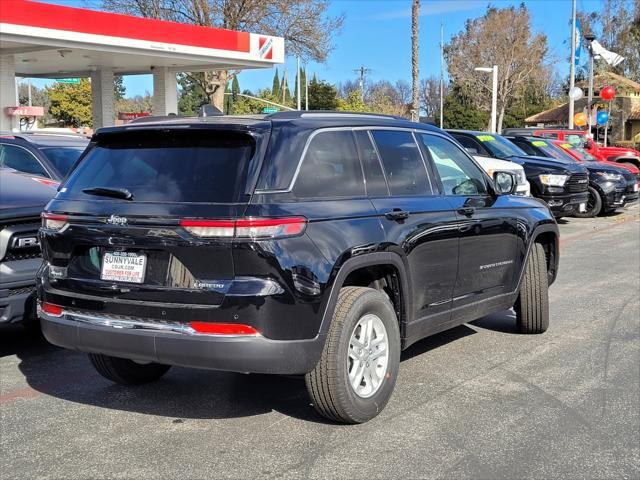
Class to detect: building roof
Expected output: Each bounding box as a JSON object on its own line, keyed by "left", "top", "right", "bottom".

{"left": 576, "top": 72, "right": 640, "bottom": 95}
{"left": 525, "top": 99, "right": 589, "bottom": 124}
{"left": 629, "top": 109, "right": 640, "bottom": 121}
{"left": 0, "top": 0, "right": 284, "bottom": 77}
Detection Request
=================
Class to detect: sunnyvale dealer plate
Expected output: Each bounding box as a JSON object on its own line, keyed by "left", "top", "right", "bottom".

{"left": 101, "top": 251, "right": 147, "bottom": 283}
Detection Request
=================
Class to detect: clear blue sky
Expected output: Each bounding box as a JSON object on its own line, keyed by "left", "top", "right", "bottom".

{"left": 36, "top": 0, "right": 606, "bottom": 97}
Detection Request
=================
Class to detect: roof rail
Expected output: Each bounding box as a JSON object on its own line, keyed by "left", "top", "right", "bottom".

{"left": 266, "top": 110, "right": 407, "bottom": 121}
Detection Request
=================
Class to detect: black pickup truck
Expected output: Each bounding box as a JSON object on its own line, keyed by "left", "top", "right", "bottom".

{"left": 1, "top": 169, "right": 56, "bottom": 329}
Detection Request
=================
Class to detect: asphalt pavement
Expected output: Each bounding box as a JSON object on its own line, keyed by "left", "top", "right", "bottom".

{"left": 1, "top": 204, "right": 639, "bottom": 479}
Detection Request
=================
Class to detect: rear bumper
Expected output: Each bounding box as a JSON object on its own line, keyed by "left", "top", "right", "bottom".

{"left": 39, "top": 308, "right": 325, "bottom": 375}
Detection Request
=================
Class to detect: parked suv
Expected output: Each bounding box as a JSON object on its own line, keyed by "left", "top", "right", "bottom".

{"left": 448, "top": 130, "right": 589, "bottom": 218}
{"left": 0, "top": 131, "right": 89, "bottom": 181}
{"left": 1, "top": 168, "right": 57, "bottom": 328}
{"left": 38, "top": 113, "right": 559, "bottom": 423}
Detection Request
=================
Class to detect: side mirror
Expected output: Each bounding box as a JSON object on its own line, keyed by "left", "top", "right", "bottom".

{"left": 493, "top": 171, "right": 517, "bottom": 195}
{"left": 465, "top": 147, "right": 479, "bottom": 154}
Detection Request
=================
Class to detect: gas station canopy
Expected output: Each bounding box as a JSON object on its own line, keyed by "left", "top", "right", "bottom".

{"left": 0, "top": 0, "right": 284, "bottom": 129}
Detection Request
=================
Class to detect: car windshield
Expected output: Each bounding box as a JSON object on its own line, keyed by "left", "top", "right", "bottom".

{"left": 473, "top": 134, "right": 527, "bottom": 159}
{"left": 41, "top": 147, "right": 85, "bottom": 175}
{"left": 564, "top": 134, "right": 586, "bottom": 147}
{"left": 62, "top": 130, "right": 255, "bottom": 203}
{"left": 567, "top": 145, "right": 598, "bottom": 161}
{"left": 529, "top": 140, "right": 577, "bottom": 162}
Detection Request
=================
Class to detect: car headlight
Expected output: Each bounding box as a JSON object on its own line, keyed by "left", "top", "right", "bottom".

{"left": 539, "top": 174, "right": 568, "bottom": 187}
{"left": 596, "top": 172, "right": 623, "bottom": 181}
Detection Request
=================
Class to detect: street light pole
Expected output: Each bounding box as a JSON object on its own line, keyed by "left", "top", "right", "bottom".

{"left": 475, "top": 65, "right": 498, "bottom": 133}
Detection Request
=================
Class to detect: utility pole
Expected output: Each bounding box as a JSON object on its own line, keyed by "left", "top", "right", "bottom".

{"left": 439, "top": 21, "right": 444, "bottom": 129}
{"left": 353, "top": 66, "right": 371, "bottom": 100}
{"left": 568, "top": 0, "right": 577, "bottom": 128}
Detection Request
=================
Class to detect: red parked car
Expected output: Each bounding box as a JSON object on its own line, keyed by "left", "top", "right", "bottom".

{"left": 502, "top": 128, "right": 640, "bottom": 170}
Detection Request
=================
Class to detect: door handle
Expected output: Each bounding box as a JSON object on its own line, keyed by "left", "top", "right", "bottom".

{"left": 385, "top": 209, "right": 410, "bottom": 221}
{"left": 457, "top": 206, "right": 475, "bottom": 216}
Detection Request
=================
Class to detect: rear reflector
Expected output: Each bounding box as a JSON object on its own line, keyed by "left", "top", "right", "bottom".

{"left": 190, "top": 322, "right": 258, "bottom": 335}
{"left": 42, "top": 302, "right": 63, "bottom": 317}
{"left": 42, "top": 212, "right": 68, "bottom": 231}
{"left": 180, "top": 217, "right": 306, "bottom": 239}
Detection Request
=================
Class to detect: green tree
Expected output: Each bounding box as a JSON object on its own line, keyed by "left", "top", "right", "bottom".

{"left": 442, "top": 85, "right": 489, "bottom": 130}
{"left": 272, "top": 69, "right": 281, "bottom": 99}
{"left": 337, "top": 90, "right": 367, "bottom": 112}
{"left": 47, "top": 78, "right": 93, "bottom": 127}
{"left": 114, "top": 75, "right": 126, "bottom": 101}
{"left": 177, "top": 73, "right": 208, "bottom": 115}
{"left": 307, "top": 78, "right": 338, "bottom": 110}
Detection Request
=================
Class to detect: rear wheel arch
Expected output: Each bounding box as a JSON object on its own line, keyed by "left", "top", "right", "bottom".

{"left": 319, "top": 253, "right": 411, "bottom": 342}
{"left": 612, "top": 157, "right": 640, "bottom": 169}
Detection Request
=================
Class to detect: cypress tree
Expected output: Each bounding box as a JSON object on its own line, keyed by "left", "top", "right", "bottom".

{"left": 272, "top": 69, "right": 280, "bottom": 98}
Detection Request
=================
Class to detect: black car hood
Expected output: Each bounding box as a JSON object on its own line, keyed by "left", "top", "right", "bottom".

{"left": 582, "top": 161, "right": 625, "bottom": 175}
{"left": 509, "top": 155, "right": 588, "bottom": 174}
{"left": 0, "top": 169, "right": 57, "bottom": 211}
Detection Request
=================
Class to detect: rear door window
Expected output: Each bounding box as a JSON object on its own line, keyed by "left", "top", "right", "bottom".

{"left": 370, "top": 130, "right": 431, "bottom": 196}
{"left": 0, "top": 144, "right": 49, "bottom": 177}
{"left": 292, "top": 130, "right": 365, "bottom": 198}
{"left": 61, "top": 131, "right": 255, "bottom": 203}
{"left": 354, "top": 130, "right": 389, "bottom": 196}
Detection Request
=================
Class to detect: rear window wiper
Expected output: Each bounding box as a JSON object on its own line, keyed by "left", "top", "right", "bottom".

{"left": 82, "top": 187, "right": 133, "bottom": 200}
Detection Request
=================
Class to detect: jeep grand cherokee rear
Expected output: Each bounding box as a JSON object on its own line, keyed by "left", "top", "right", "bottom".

{"left": 39, "top": 113, "right": 558, "bottom": 423}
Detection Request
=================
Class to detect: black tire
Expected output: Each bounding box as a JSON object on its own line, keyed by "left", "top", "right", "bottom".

{"left": 89, "top": 353, "right": 171, "bottom": 385}
{"left": 305, "top": 286, "right": 401, "bottom": 424}
{"left": 573, "top": 186, "right": 602, "bottom": 218}
{"left": 514, "top": 243, "right": 549, "bottom": 334}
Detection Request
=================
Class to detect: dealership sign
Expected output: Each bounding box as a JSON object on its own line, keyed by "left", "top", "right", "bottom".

{"left": 4, "top": 106, "right": 44, "bottom": 116}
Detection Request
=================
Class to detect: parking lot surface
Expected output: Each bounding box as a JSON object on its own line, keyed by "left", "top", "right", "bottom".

{"left": 1, "top": 205, "right": 639, "bottom": 480}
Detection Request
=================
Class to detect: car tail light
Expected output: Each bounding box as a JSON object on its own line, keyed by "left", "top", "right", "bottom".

{"left": 41, "top": 302, "right": 63, "bottom": 317}
{"left": 41, "top": 212, "right": 68, "bottom": 231}
{"left": 180, "top": 220, "right": 235, "bottom": 238}
{"left": 189, "top": 322, "right": 258, "bottom": 335}
{"left": 180, "top": 217, "right": 306, "bottom": 239}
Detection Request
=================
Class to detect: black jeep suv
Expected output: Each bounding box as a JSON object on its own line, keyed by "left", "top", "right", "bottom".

{"left": 38, "top": 112, "right": 558, "bottom": 423}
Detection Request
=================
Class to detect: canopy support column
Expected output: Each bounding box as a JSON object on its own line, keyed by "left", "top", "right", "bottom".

{"left": 91, "top": 67, "right": 115, "bottom": 128}
{"left": 0, "top": 55, "right": 18, "bottom": 131}
{"left": 152, "top": 67, "right": 178, "bottom": 116}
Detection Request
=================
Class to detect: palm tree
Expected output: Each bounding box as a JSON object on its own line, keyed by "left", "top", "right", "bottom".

{"left": 411, "top": 0, "right": 420, "bottom": 121}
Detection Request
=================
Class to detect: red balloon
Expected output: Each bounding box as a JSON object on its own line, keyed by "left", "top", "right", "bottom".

{"left": 601, "top": 85, "right": 616, "bottom": 101}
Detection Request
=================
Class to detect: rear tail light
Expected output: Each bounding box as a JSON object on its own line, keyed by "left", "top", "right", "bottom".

{"left": 189, "top": 322, "right": 258, "bottom": 335}
{"left": 41, "top": 302, "right": 63, "bottom": 317}
{"left": 42, "top": 212, "right": 68, "bottom": 231}
{"left": 180, "top": 217, "right": 306, "bottom": 239}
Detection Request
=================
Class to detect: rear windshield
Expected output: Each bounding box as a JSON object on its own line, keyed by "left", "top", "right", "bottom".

{"left": 62, "top": 131, "right": 255, "bottom": 203}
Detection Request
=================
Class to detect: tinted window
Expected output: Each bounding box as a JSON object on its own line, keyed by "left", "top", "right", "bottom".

{"left": 420, "top": 134, "right": 488, "bottom": 196}
{"left": 293, "top": 130, "right": 364, "bottom": 198}
{"left": 354, "top": 130, "right": 388, "bottom": 196}
{"left": 510, "top": 139, "right": 538, "bottom": 156}
{"left": 0, "top": 144, "right": 48, "bottom": 177}
{"left": 41, "top": 147, "right": 85, "bottom": 176}
{"left": 455, "top": 135, "right": 485, "bottom": 155}
{"left": 472, "top": 134, "right": 528, "bottom": 159}
{"left": 63, "top": 131, "right": 255, "bottom": 203}
{"left": 370, "top": 130, "right": 430, "bottom": 196}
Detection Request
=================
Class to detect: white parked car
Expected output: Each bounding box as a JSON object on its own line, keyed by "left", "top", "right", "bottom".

{"left": 474, "top": 155, "right": 530, "bottom": 196}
